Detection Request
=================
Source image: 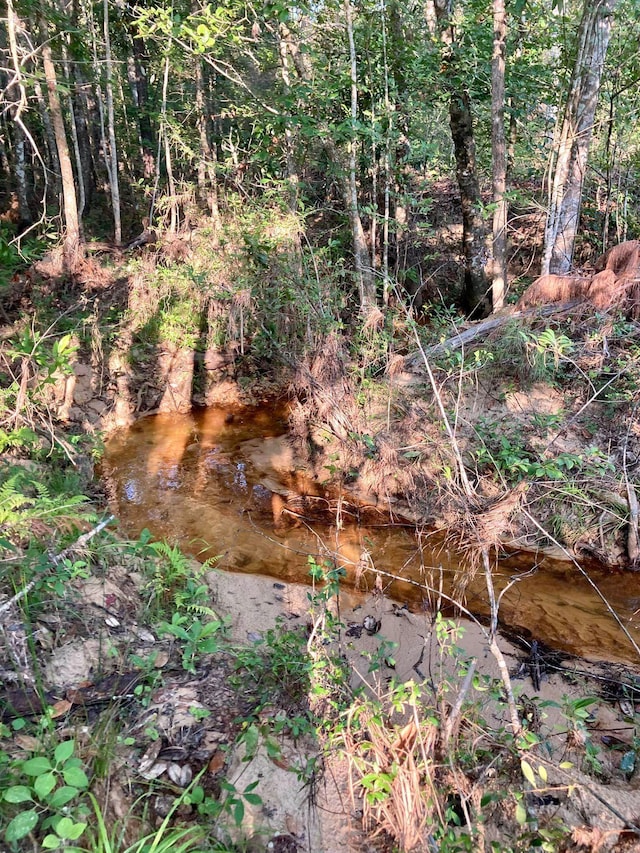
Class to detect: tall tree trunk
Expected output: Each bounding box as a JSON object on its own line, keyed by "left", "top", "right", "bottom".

{"left": 60, "top": 41, "right": 85, "bottom": 224}
{"left": 433, "top": 0, "right": 490, "bottom": 317}
{"left": 449, "top": 93, "right": 490, "bottom": 316}
{"left": 277, "top": 23, "right": 300, "bottom": 213}
{"left": 5, "top": 0, "right": 31, "bottom": 225}
{"left": 195, "top": 61, "right": 221, "bottom": 227}
{"left": 542, "top": 0, "right": 616, "bottom": 275}
{"left": 491, "top": 0, "right": 507, "bottom": 311}
{"left": 40, "top": 16, "right": 81, "bottom": 266}
{"left": 73, "top": 68, "right": 98, "bottom": 213}
{"left": 103, "top": 0, "right": 121, "bottom": 244}
{"left": 344, "top": 0, "right": 375, "bottom": 312}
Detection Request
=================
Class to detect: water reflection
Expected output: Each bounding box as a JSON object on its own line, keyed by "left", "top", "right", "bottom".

{"left": 102, "top": 404, "right": 640, "bottom": 664}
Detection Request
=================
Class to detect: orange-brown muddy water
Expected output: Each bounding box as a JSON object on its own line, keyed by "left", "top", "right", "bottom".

{"left": 102, "top": 405, "right": 640, "bottom": 664}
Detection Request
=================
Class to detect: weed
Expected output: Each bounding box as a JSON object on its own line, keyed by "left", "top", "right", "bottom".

{"left": 158, "top": 611, "right": 229, "bottom": 674}
{"left": 134, "top": 532, "right": 218, "bottom": 618}
{"left": 1, "top": 739, "right": 90, "bottom": 849}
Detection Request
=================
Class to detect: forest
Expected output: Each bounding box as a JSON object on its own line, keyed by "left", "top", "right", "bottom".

{"left": 2, "top": 0, "right": 640, "bottom": 850}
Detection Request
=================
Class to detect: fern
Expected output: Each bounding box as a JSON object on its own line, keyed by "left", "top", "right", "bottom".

{"left": 143, "top": 540, "right": 218, "bottom": 616}
{"left": 0, "top": 467, "right": 90, "bottom": 539}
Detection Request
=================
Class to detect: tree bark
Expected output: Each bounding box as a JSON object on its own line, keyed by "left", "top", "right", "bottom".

{"left": 4, "top": 0, "right": 31, "bottom": 225}
{"left": 449, "top": 93, "right": 491, "bottom": 317}
{"left": 542, "top": 0, "right": 617, "bottom": 275}
{"left": 195, "top": 61, "right": 221, "bottom": 227}
{"left": 103, "top": 0, "right": 121, "bottom": 244}
{"left": 344, "top": 0, "right": 375, "bottom": 312}
{"left": 40, "top": 16, "right": 82, "bottom": 266}
{"left": 433, "top": 0, "right": 491, "bottom": 318}
{"left": 491, "top": 0, "right": 507, "bottom": 311}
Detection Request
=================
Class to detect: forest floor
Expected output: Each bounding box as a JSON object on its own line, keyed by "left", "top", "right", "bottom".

{"left": 3, "top": 215, "right": 640, "bottom": 850}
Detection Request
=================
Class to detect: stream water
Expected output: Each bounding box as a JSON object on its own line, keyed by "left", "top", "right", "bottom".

{"left": 102, "top": 404, "right": 640, "bottom": 665}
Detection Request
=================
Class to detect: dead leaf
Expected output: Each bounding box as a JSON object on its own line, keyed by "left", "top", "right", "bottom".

{"left": 168, "top": 763, "right": 192, "bottom": 787}
{"left": 49, "top": 699, "right": 73, "bottom": 718}
{"left": 139, "top": 761, "right": 167, "bottom": 781}
{"left": 139, "top": 740, "right": 163, "bottom": 775}
{"left": 153, "top": 651, "right": 170, "bottom": 668}
{"left": 13, "top": 735, "right": 41, "bottom": 752}
{"left": 208, "top": 750, "right": 225, "bottom": 774}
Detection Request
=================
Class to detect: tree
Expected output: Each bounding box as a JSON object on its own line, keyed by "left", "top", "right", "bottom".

{"left": 431, "top": 0, "right": 491, "bottom": 318}
{"left": 491, "top": 0, "right": 507, "bottom": 311}
{"left": 40, "top": 11, "right": 82, "bottom": 266}
{"left": 542, "top": 0, "right": 617, "bottom": 275}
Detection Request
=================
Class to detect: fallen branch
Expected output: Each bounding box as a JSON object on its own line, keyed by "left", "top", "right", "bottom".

{"left": 404, "top": 301, "right": 582, "bottom": 368}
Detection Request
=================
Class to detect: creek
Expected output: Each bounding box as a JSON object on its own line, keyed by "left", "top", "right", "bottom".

{"left": 102, "top": 404, "right": 640, "bottom": 665}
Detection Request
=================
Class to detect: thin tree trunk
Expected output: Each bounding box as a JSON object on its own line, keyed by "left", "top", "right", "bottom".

{"left": 195, "top": 62, "right": 221, "bottom": 227}
{"left": 33, "top": 77, "right": 60, "bottom": 191}
{"left": 5, "top": 0, "right": 31, "bottom": 225}
{"left": 60, "top": 41, "right": 85, "bottom": 224}
{"left": 160, "top": 51, "right": 178, "bottom": 233}
{"left": 449, "top": 93, "right": 490, "bottom": 317}
{"left": 381, "top": 0, "right": 392, "bottom": 304}
{"left": 103, "top": 0, "right": 121, "bottom": 244}
{"left": 277, "top": 24, "right": 300, "bottom": 213}
{"left": 434, "top": 0, "right": 490, "bottom": 318}
{"left": 344, "top": 0, "right": 375, "bottom": 312}
{"left": 40, "top": 16, "right": 81, "bottom": 266}
{"left": 542, "top": 0, "right": 616, "bottom": 275}
{"left": 73, "top": 68, "right": 97, "bottom": 213}
{"left": 491, "top": 0, "right": 507, "bottom": 311}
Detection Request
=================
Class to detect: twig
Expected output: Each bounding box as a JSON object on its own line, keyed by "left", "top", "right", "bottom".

{"left": 483, "top": 548, "right": 522, "bottom": 737}
{"left": 0, "top": 515, "right": 115, "bottom": 618}
{"left": 442, "top": 659, "right": 476, "bottom": 747}
{"left": 410, "top": 325, "right": 475, "bottom": 499}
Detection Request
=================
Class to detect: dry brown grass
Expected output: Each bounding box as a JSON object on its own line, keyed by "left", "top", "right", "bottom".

{"left": 344, "top": 705, "right": 440, "bottom": 851}
{"left": 517, "top": 240, "right": 640, "bottom": 317}
{"left": 515, "top": 274, "right": 588, "bottom": 309}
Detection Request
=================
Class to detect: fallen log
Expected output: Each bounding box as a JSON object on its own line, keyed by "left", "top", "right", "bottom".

{"left": 404, "top": 301, "right": 581, "bottom": 369}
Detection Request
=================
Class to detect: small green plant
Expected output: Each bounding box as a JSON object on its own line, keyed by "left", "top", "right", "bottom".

{"left": 87, "top": 778, "right": 206, "bottom": 853}
{"left": 135, "top": 533, "right": 218, "bottom": 617}
{"left": 185, "top": 777, "right": 262, "bottom": 828}
{"left": 158, "top": 612, "right": 229, "bottom": 673}
{"left": 2, "top": 739, "right": 90, "bottom": 849}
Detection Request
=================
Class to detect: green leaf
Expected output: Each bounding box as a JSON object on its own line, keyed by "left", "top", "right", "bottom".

{"left": 55, "top": 817, "right": 86, "bottom": 840}
{"left": 34, "top": 772, "right": 57, "bottom": 800}
{"left": 48, "top": 786, "right": 79, "bottom": 809}
{"left": 42, "top": 834, "right": 61, "bottom": 849}
{"left": 233, "top": 799, "right": 245, "bottom": 825}
{"left": 520, "top": 759, "right": 536, "bottom": 787}
{"left": 62, "top": 767, "right": 89, "bottom": 789}
{"left": 5, "top": 809, "right": 39, "bottom": 842}
{"left": 515, "top": 800, "right": 527, "bottom": 826}
{"left": 4, "top": 785, "right": 33, "bottom": 803}
{"left": 54, "top": 740, "right": 75, "bottom": 764}
{"left": 538, "top": 764, "right": 548, "bottom": 783}
{"left": 22, "top": 756, "right": 53, "bottom": 775}
{"left": 244, "top": 793, "right": 262, "bottom": 805}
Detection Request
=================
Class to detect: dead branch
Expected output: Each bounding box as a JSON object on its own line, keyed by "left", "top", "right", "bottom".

{"left": 404, "top": 302, "right": 581, "bottom": 369}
